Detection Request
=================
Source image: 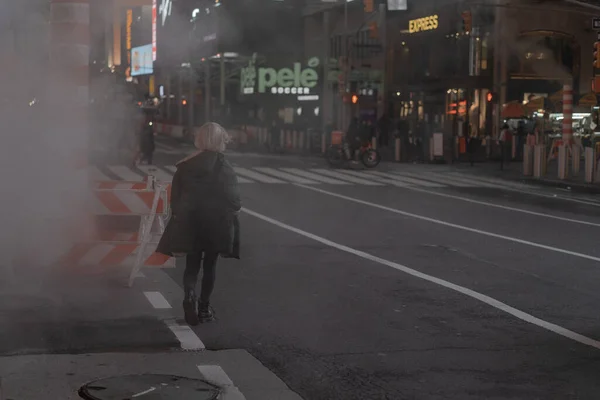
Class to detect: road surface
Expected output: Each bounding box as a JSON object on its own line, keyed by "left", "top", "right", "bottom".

{"left": 3, "top": 137, "right": 600, "bottom": 399}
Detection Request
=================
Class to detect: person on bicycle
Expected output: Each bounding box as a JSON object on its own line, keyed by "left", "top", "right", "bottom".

{"left": 344, "top": 117, "right": 361, "bottom": 161}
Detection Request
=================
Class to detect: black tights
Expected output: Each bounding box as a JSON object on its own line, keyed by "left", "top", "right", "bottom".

{"left": 183, "top": 252, "right": 219, "bottom": 304}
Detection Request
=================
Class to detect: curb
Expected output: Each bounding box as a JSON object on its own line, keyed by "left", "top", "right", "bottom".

{"left": 515, "top": 176, "right": 600, "bottom": 194}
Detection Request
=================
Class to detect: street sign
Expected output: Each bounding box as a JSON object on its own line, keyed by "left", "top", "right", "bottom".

{"left": 594, "top": 18, "right": 600, "bottom": 30}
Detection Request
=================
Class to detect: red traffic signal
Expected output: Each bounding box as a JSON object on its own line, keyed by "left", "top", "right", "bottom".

{"left": 486, "top": 92, "right": 497, "bottom": 103}
{"left": 351, "top": 94, "right": 359, "bottom": 104}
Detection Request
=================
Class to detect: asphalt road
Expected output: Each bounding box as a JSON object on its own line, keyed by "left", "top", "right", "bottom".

{"left": 5, "top": 138, "right": 600, "bottom": 399}
{"left": 142, "top": 139, "right": 600, "bottom": 399}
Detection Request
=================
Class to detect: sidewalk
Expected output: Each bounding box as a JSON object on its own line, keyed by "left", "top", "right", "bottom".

{"left": 0, "top": 350, "right": 303, "bottom": 400}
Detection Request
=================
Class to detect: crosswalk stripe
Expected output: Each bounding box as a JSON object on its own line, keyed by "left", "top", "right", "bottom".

{"left": 236, "top": 177, "right": 254, "bottom": 183}
{"left": 310, "top": 169, "right": 383, "bottom": 186}
{"left": 108, "top": 166, "right": 144, "bottom": 181}
{"left": 137, "top": 165, "right": 174, "bottom": 182}
{"left": 162, "top": 164, "right": 254, "bottom": 183}
{"left": 234, "top": 167, "right": 286, "bottom": 183}
{"left": 280, "top": 168, "right": 351, "bottom": 185}
{"left": 447, "top": 172, "right": 515, "bottom": 188}
{"left": 442, "top": 173, "right": 498, "bottom": 188}
{"left": 370, "top": 171, "right": 444, "bottom": 187}
{"left": 89, "top": 166, "right": 112, "bottom": 181}
{"left": 339, "top": 170, "right": 410, "bottom": 187}
{"left": 402, "top": 171, "right": 478, "bottom": 187}
{"left": 254, "top": 167, "right": 319, "bottom": 184}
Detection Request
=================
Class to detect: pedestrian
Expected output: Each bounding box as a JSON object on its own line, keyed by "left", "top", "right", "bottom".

{"left": 156, "top": 122, "right": 242, "bottom": 326}
{"left": 139, "top": 112, "right": 155, "bottom": 165}
{"left": 467, "top": 134, "right": 479, "bottom": 167}
{"left": 498, "top": 123, "right": 512, "bottom": 170}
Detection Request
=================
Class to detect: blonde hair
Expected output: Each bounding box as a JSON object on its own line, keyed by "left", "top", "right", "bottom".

{"left": 194, "top": 122, "right": 230, "bottom": 152}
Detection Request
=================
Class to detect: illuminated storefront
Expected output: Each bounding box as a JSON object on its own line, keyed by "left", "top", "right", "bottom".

{"left": 387, "top": 2, "right": 494, "bottom": 139}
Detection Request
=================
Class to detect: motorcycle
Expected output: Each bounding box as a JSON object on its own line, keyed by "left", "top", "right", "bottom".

{"left": 326, "top": 140, "right": 381, "bottom": 168}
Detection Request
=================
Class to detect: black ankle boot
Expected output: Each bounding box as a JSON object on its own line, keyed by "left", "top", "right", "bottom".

{"left": 183, "top": 290, "right": 199, "bottom": 326}
{"left": 198, "top": 301, "right": 215, "bottom": 323}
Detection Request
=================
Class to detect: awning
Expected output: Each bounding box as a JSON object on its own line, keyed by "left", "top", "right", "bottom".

{"left": 502, "top": 101, "right": 526, "bottom": 118}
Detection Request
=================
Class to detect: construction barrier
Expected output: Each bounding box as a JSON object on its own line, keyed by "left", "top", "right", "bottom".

{"left": 63, "top": 176, "right": 173, "bottom": 287}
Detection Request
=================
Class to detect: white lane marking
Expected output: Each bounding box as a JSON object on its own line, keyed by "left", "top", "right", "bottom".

{"left": 254, "top": 167, "right": 319, "bottom": 184}
{"left": 412, "top": 171, "right": 488, "bottom": 188}
{"left": 310, "top": 169, "right": 383, "bottom": 186}
{"left": 449, "top": 172, "right": 600, "bottom": 207}
{"left": 295, "top": 184, "right": 600, "bottom": 263}
{"left": 393, "top": 184, "right": 600, "bottom": 228}
{"left": 137, "top": 165, "right": 174, "bottom": 182}
{"left": 236, "top": 176, "right": 254, "bottom": 184}
{"left": 89, "top": 166, "right": 112, "bottom": 181}
{"left": 168, "top": 324, "right": 205, "bottom": 350}
{"left": 368, "top": 171, "right": 445, "bottom": 188}
{"left": 242, "top": 207, "right": 600, "bottom": 350}
{"left": 281, "top": 168, "right": 351, "bottom": 185}
{"left": 163, "top": 165, "right": 177, "bottom": 174}
{"left": 340, "top": 170, "right": 412, "bottom": 187}
{"left": 108, "top": 165, "right": 144, "bottom": 181}
{"left": 144, "top": 291, "right": 172, "bottom": 309}
{"left": 234, "top": 167, "right": 286, "bottom": 184}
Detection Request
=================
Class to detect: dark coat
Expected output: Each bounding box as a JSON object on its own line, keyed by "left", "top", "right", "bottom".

{"left": 140, "top": 125, "right": 155, "bottom": 154}
{"left": 156, "top": 151, "right": 241, "bottom": 258}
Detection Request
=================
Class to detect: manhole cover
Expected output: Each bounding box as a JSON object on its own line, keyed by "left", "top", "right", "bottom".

{"left": 79, "top": 374, "right": 221, "bottom": 399}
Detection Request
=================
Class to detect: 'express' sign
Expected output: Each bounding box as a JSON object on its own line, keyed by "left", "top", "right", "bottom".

{"left": 409, "top": 15, "right": 439, "bottom": 34}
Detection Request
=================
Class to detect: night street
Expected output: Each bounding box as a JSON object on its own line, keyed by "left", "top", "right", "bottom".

{"left": 8, "top": 138, "right": 599, "bottom": 399}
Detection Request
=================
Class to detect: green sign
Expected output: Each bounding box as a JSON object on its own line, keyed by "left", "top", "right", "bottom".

{"left": 241, "top": 57, "right": 320, "bottom": 95}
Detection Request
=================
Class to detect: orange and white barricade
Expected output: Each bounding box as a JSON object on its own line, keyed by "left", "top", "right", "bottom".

{"left": 63, "top": 176, "right": 173, "bottom": 287}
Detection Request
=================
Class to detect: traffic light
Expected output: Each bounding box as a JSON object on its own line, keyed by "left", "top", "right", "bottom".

{"left": 351, "top": 94, "right": 359, "bottom": 104}
{"left": 461, "top": 11, "right": 472, "bottom": 33}
{"left": 363, "top": 0, "right": 374, "bottom": 13}
{"left": 487, "top": 92, "right": 497, "bottom": 103}
{"left": 594, "top": 41, "right": 600, "bottom": 69}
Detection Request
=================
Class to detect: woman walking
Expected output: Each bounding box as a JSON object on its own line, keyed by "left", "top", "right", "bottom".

{"left": 157, "top": 122, "right": 241, "bottom": 326}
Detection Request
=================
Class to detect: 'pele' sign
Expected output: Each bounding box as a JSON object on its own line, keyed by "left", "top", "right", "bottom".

{"left": 241, "top": 57, "right": 320, "bottom": 95}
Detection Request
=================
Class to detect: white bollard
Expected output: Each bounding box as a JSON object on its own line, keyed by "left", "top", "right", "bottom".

{"left": 522, "top": 145, "right": 533, "bottom": 176}
{"left": 558, "top": 145, "right": 568, "bottom": 180}
{"left": 533, "top": 145, "right": 546, "bottom": 178}
{"left": 572, "top": 145, "right": 581, "bottom": 174}
{"left": 585, "top": 147, "right": 595, "bottom": 183}
{"left": 395, "top": 138, "right": 401, "bottom": 162}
